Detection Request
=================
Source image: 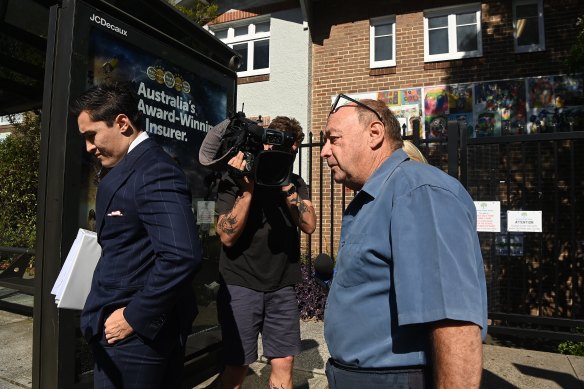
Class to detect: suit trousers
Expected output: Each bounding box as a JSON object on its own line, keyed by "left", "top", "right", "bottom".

{"left": 91, "top": 328, "right": 184, "bottom": 389}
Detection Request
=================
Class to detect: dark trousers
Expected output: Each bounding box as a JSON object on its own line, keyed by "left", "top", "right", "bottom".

{"left": 326, "top": 359, "right": 430, "bottom": 389}
{"left": 91, "top": 331, "right": 184, "bottom": 389}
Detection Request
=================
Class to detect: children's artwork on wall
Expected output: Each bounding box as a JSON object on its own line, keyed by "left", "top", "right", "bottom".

{"left": 339, "top": 73, "right": 582, "bottom": 141}
{"left": 448, "top": 84, "right": 473, "bottom": 114}
{"left": 375, "top": 88, "right": 423, "bottom": 137}
{"left": 526, "top": 75, "right": 584, "bottom": 133}
{"left": 528, "top": 77, "right": 554, "bottom": 110}
{"left": 378, "top": 90, "right": 400, "bottom": 105}
{"left": 424, "top": 86, "right": 449, "bottom": 138}
{"left": 474, "top": 80, "right": 526, "bottom": 136}
{"left": 391, "top": 104, "right": 421, "bottom": 137}
{"left": 400, "top": 88, "right": 422, "bottom": 106}
{"left": 449, "top": 112, "right": 475, "bottom": 138}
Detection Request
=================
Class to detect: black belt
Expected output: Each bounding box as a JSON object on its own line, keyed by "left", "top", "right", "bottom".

{"left": 329, "top": 358, "right": 426, "bottom": 373}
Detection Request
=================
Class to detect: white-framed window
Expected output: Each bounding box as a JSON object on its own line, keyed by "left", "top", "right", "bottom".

{"left": 370, "top": 15, "right": 396, "bottom": 68}
{"left": 513, "top": 0, "right": 545, "bottom": 53}
{"left": 424, "top": 4, "right": 482, "bottom": 62}
{"left": 210, "top": 17, "right": 270, "bottom": 77}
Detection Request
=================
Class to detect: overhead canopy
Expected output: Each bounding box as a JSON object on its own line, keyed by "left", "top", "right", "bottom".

{"left": 0, "top": 0, "right": 238, "bottom": 116}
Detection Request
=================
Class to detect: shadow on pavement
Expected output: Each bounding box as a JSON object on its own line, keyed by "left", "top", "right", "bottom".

{"left": 514, "top": 363, "right": 584, "bottom": 389}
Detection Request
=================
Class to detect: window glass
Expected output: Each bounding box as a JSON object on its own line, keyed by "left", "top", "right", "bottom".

{"left": 234, "top": 25, "right": 248, "bottom": 37}
{"left": 253, "top": 39, "right": 269, "bottom": 70}
{"left": 214, "top": 19, "right": 271, "bottom": 76}
{"left": 214, "top": 29, "right": 228, "bottom": 40}
{"left": 375, "top": 23, "right": 393, "bottom": 36}
{"left": 428, "top": 16, "right": 448, "bottom": 29}
{"left": 255, "top": 22, "right": 270, "bottom": 33}
{"left": 233, "top": 43, "right": 248, "bottom": 71}
{"left": 457, "top": 25, "right": 478, "bottom": 52}
{"left": 375, "top": 36, "right": 393, "bottom": 61}
{"left": 456, "top": 12, "right": 476, "bottom": 25}
{"left": 517, "top": 17, "right": 539, "bottom": 46}
{"left": 517, "top": 4, "right": 538, "bottom": 18}
{"left": 429, "top": 29, "right": 448, "bottom": 55}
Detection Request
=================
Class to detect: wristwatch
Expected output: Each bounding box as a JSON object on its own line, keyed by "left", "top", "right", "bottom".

{"left": 282, "top": 185, "right": 297, "bottom": 197}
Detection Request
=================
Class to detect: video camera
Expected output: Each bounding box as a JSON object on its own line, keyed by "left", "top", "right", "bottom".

{"left": 199, "top": 112, "right": 296, "bottom": 186}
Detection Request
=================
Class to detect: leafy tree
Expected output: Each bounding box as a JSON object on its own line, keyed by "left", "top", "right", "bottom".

{"left": 567, "top": 15, "right": 584, "bottom": 74}
{"left": 0, "top": 112, "right": 40, "bottom": 249}
{"left": 167, "top": 0, "right": 219, "bottom": 26}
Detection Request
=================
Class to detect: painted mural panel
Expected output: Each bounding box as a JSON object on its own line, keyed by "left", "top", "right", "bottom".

{"left": 527, "top": 75, "right": 584, "bottom": 133}
{"left": 424, "top": 86, "right": 449, "bottom": 138}
{"left": 474, "top": 80, "right": 527, "bottom": 137}
{"left": 447, "top": 84, "right": 474, "bottom": 138}
{"left": 339, "top": 74, "right": 583, "bottom": 141}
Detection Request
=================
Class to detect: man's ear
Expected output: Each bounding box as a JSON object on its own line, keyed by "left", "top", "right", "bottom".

{"left": 114, "top": 114, "right": 133, "bottom": 135}
{"left": 369, "top": 121, "right": 385, "bottom": 149}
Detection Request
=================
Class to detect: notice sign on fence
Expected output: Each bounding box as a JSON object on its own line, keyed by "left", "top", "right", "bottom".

{"left": 507, "top": 211, "right": 542, "bottom": 232}
{"left": 474, "top": 201, "right": 501, "bottom": 232}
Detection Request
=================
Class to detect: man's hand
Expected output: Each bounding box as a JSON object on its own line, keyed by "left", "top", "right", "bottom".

{"left": 228, "top": 151, "right": 254, "bottom": 193}
{"left": 104, "top": 307, "right": 134, "bottom": 344}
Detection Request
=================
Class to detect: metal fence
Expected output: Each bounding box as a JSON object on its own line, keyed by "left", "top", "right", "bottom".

{"left": 294, "top": 124, "right": 584, "bottom": 341}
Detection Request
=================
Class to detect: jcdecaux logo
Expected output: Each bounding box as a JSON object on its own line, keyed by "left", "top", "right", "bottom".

{"left": 90, "top": 13, "right": 128, "bottom": 36}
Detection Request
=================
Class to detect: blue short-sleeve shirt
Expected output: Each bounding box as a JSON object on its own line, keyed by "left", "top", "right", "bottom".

{"left": 324, "top": 148, "right": 487, "bottom": 368}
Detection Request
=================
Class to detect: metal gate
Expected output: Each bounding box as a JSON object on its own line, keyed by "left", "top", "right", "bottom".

{"left": 297, "top": 122, "right": 584, "bottom": 342}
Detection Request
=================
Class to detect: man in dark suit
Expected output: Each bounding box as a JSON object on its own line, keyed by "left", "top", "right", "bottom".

{"left": 70, "top": 84, "right": 201, "bottom": 388}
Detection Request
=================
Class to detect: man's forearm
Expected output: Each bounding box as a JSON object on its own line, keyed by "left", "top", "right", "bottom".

{"left": 217, "top": 191, "right": 253, "bottom": 246}
{"left": 431, "top": 322, "right": 483, "bottom": 389}
{"left": 285, "top": 193, "right": 316, "bottom": 234}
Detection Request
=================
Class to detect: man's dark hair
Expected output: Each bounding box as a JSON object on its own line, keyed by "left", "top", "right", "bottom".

{"left": 268, "top": 116, "right": 305, "bottom": 144}
{"left": 69, "top": 83, "right": 142, "bottom": 128}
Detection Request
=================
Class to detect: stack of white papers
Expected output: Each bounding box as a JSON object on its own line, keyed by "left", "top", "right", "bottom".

{"left": 51, "top": 228, "right": 101, "bottom": 310}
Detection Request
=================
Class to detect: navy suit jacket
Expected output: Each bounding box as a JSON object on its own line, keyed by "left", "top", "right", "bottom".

{"left": 81, "top": 137, "right": 201, "bottom": 344}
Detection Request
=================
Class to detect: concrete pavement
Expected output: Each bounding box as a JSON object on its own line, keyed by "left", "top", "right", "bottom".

{"left": 0, "top": 289, "right": 583, "bottom": 389}
{"left": 194, "top": 320, "right": 584, "bottom": 389}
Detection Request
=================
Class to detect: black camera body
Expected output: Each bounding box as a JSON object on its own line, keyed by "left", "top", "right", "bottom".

{"left": 219, "top": 112, "right": 296, "bottom": 186}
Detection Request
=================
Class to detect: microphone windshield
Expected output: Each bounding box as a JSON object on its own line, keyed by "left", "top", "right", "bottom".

{"left": 199, "top": 118, "right": 234, "bottom": 169}
{"left": 314, "top": 253, "right": 334, "bottom": 280}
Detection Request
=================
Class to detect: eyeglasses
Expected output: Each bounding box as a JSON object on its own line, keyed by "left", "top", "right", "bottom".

{"left": 329, "top": 94, "right": 383, "bottom": 123}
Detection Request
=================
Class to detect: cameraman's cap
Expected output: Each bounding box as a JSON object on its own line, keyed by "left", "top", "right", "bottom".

{"left": 199, "top": 118, "right": 233, "bottom": 168}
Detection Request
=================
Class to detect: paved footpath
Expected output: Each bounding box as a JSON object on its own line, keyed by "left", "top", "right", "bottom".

{"left": 0, "top": 310, "right": 583, "bottom": 389}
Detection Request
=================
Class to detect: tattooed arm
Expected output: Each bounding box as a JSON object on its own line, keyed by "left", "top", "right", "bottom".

{"left": 216, "top": 152, "right": 254, "bottom": 247}
{"left": 282, "top": 184, "right": 316, "bottom": 235}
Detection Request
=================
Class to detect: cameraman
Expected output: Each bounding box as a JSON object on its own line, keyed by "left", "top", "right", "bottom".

{"left": 215, "top": 116, "right": 316, "bottom": 389}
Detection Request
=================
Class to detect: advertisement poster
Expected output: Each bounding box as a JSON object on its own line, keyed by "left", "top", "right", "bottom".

{"left": 78, "top": 26, "right": 230, "bottom": 228}
{"left": 423, "top": 86, "right": 449, "bottom": 138}
{"left": 474, "top": 80, "right": 526, "bottom": 136}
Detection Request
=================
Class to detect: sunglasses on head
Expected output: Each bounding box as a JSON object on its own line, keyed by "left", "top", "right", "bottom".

{"left": 329, "top": 94, "right": 383, "bottom": 123}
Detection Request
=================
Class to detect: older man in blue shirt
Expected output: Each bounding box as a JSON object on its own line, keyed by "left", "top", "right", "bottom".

{"left": 321, "top": 95, "right": 487, "bottom": 389}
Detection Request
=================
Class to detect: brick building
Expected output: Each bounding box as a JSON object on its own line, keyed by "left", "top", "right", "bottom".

{"left": 208, "top": 0, "right": 584, "bottom": 318}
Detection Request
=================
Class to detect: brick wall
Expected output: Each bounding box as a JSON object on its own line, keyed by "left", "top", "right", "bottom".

{"left": 309, "top": 0, "right": 584, "bottom": 257}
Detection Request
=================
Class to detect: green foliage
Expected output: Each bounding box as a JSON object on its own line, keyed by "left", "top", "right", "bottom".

{"left": 167, "top": 0, "right": 219, "bottom": 26}
{"left": 558, "top": 327, "right": 584, "bottom": 356}
{"left": 0, "top": 112, "right": 40, "bottom": 249}
{"left": 566, "top": 15, "right": 584, "bottom": 74}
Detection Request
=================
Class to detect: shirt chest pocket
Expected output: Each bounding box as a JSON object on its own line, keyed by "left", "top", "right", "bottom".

{"left": 334, "top": 234, "right": 369, "bottom": 288}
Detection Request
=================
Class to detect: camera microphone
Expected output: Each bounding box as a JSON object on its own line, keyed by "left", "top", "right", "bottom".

{"left": 314, "top": 253, "right": 334, "bottom": 289}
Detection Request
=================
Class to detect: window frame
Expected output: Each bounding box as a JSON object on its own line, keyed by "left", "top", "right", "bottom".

{"left": 423, "top": 3, "right": 483, "bottom": 63}
{"left": 370, "top": 15, "right": 396, "bottom": 68}
{"left": 513, "top": 0, "right": 545, "bottom": 53}
{"left": 209, "top": 16, "right": 271, "bottom": 77}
